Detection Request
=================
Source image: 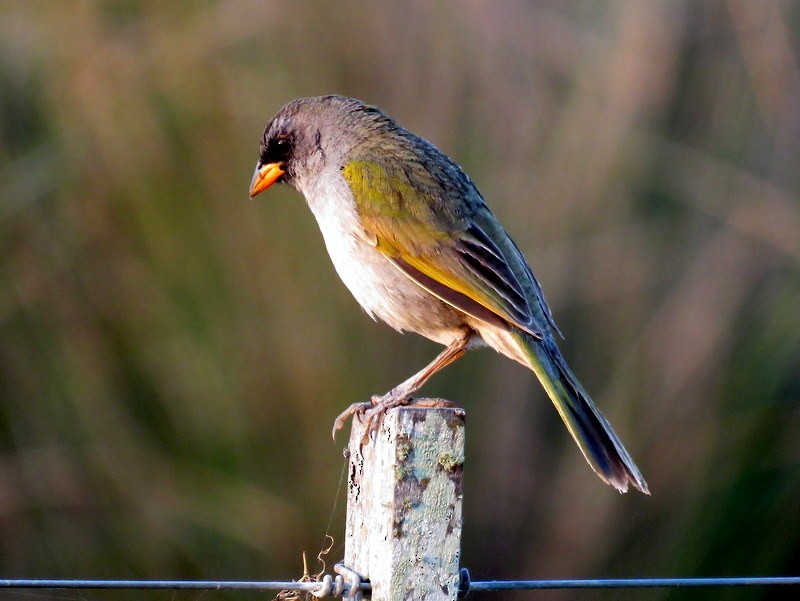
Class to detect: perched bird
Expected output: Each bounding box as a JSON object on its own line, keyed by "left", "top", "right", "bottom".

{"left": 249, "top": 95, "right": 648, "bottom": 494}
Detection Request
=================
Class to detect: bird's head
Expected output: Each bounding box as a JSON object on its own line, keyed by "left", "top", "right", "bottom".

{"left": 249, "top": 95, "right": 392, "bottom": 199}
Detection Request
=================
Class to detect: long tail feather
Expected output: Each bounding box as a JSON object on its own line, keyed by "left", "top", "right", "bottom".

{"left": 517, "top": 332, "right": 649, "bottom": 494}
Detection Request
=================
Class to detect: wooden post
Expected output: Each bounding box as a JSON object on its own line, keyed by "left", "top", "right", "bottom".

{"left": 344, "top": 404, "right": 465, "bottom": 601}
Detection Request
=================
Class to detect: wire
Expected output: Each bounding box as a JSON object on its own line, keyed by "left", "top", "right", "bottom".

{"left": 468, "top": 577, "right": 800, "bottom": 590}
{"left": 1, "top": 575, "right": 800, "bottom": 594}
{"left": 0, "top": 580, "right": 318, "bottom": 591}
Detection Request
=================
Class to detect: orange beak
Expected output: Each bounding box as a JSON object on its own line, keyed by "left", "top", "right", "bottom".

{"left": 249, "top": 161, "right": 285, "bottom": 198}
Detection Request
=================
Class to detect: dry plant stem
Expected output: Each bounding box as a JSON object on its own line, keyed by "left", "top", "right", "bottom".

{"left": 331, "top": 334, "right": 470, "bottom": 440}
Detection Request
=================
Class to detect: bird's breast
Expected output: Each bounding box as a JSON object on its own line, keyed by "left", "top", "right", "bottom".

{"left": 302, "top": 177, "right": 467, "bottom": 345}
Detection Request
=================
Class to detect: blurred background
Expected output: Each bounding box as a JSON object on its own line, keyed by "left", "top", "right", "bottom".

{"left": 1, "top": 1, "right": 799, "bottom": 599}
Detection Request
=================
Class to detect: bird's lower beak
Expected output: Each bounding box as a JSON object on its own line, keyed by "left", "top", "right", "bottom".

{"left": 249, "top": 161, "right": 285, "bottom": 198}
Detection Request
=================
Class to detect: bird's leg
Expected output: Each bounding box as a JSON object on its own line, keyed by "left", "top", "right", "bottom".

{"left": 371, "top": 336, "right": 469, "bottom": 404}
{"left": 332, "top": 332, "right": 471, "bottom": 441}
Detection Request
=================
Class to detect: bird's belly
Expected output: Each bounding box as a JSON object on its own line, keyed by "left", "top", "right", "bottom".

{"left": 319, "top": 224, "right": 467, "bottom": 345}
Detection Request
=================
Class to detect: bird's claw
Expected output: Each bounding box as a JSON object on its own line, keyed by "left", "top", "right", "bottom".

{"left": 332, "top": 394, "right": 463, "bottom": 445}
{"left": 332, "top": 391, "right": 419, "bottom": 445}
{"left": 331, "top": 400, "right": 374, "bottom": 440}
{"left": 357, "top": 393, "right": 413, "bottom": 445}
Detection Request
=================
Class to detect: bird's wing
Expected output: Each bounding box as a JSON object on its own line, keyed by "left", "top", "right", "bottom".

{"left": 343, "top": 158, "right": 546, "bottom": 338}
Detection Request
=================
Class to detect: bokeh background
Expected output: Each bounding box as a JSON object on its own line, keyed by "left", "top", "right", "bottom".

{"left": 1, "top": 1, "right": 799, "bottom": 600}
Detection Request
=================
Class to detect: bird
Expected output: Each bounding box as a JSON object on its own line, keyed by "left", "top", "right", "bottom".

{"left": 249, "top": 95, "right": 648, "bottom": 494}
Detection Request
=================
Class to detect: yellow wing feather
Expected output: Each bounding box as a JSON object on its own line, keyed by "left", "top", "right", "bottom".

{"left": 343, "top": 158, "right": 542, "bottom": 337}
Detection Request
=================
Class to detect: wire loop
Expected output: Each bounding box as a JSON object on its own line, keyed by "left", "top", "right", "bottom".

{"left": 458, "top": 567, "right": 471, "bottom": 598}
{"left": 335, "top": 563, "right": 364, "bottom": 598}
{"left": 307, "top": 564, "right": 364, "bottom": 598}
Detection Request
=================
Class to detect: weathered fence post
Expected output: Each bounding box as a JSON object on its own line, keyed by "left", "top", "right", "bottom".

{"left": 344, "top": 404, "right": 465, "bottom": 600}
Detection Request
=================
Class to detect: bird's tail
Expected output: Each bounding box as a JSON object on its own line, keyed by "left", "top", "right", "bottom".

{"left": 516, "top": 332, "right": 649, "bottom": 494}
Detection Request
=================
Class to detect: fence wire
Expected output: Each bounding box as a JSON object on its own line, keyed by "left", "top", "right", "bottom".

{"left": 467, "top": 576, "right": 800, "bottom": 590}
{"left": 1, "top": 575, "right": 800, "bottom": 596}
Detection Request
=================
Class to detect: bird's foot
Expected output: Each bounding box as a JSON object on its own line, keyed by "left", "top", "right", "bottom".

{"left": 332, "top": 393, "right": 461, "bottom": 444}
{"left": 359, "top": 396, "right": 463, "bottom": 445}
{"left": 331, "top": 399, "right": 375, "bottom": 440}
{"left": 331, "top": 390, "right": 413, "bottom": 443}
{"left": 357, "top": 392, "right": 414, "bottom": 445}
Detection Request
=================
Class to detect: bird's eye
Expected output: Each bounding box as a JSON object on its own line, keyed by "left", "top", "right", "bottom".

{"left": 272, "top": 137, "right": 292, "bottom": 161}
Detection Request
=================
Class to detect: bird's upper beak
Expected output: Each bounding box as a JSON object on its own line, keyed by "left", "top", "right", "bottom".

{"left": 249, "top": 161, "right": 285, "bottom": 198}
